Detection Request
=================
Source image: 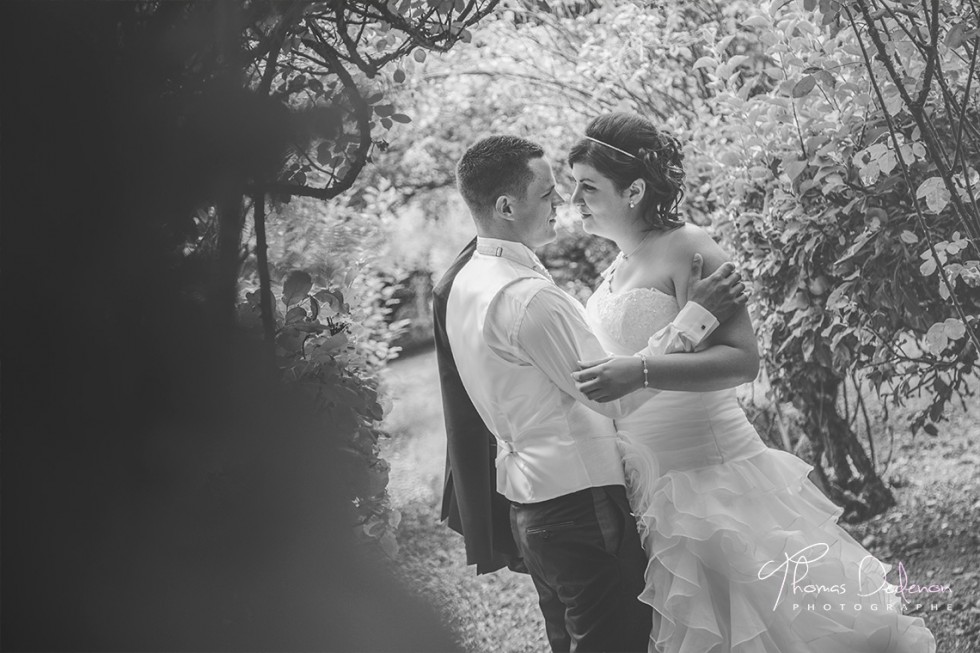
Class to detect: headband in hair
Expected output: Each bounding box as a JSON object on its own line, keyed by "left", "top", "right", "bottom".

{"left": 585, "top": 136, "right": 636, "bottom": 159}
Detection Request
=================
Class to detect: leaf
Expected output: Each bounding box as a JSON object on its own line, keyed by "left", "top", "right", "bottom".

{"left": 413, "top": 48, "right": 427, "bottom": 63}
{"left": 282, "top": 271, "right": 312, "bottom": 306}
{"left": 743, "top": 15, "right": 770, "bottom": 28}
{"left": 801, "top": 331, "right": 816, "bottom": 361}
{"left": 316, "top": 142, "right": 332, "bottom": 165}
{"left": 877, "top": 151, "right": 897, "bottom": 174}
{"left": 381, "top": 117, "right": 393, "bottom": 130}
{"left": 693, "top": 56, "right": 718, "bottom": 70}
{"left": 825, "top": 284, "right": 850, "bottom": 310}
{"left": 393, "top": 68, "right": 406, "bottom": 83}
{"left": 945, "top": 22, "right": 968, "bottom": 48}
{"left": 783, "top": 157, "right": 809, "bottom": 180}
{"left": 770, "top": 0, "right": 793, "bottom": 15}
{"left": 276, "top": 327, "right": 306, "bottom": 353}
{"left": 923, "top": 322, "right": 948, "bottom": 354}
{"left": 814, "top": 69, "right": 836, "bottom": 88}
{"left": 379, "top": 531, "right": 399, "bottom": 557}
{"left": 900, "top": 231, "right": 919, "bottom": 244}
{"left": 943, "top": 318, "right": 966, "bottom": 341}
{"left": 916, "top": 177, "right": 950, "bottom": 213}
{"left": 919, "top": 258, "right": 937, "bottom": 276}
{"left": 313, "top": 289, "right": 343, "bottom": 317}
{"left": 804, "top": 0, "right": 817, "bottom": 10}
{"left": 363, "top": 516, "right": 386, "bottom": 538}
{"left": 374, "top": 104, "right": 394, "bottom": 117}
{"left": 793, "top": 76, "right": 817, "bottom": 98}
{"left": 728, "top": 55, "right": 749, "bottom": 69}
{"left": 780, "top": 290, "right": 809, "bottom": 312}
{"left": 319, "top": 331, "right": 349, "bottom": 353}
{"left": 361, "top": 464, "right": 389, "bottom": 497}
{"left": 390, "top": 113, "right": 411, "bottom": 124}
{"left": 285, "top": 306, "right": 307, "bottom": 324}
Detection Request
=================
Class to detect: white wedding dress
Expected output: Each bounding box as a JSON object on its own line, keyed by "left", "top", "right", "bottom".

{"left": 585, "top": 271, "right": 937, "bottom": 653}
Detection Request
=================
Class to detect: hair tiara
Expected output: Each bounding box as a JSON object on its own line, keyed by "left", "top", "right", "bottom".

{"left": 585, "top": 136, "right": 636, "bottom": 159}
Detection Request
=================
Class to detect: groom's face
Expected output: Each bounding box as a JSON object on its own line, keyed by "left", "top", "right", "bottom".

{"left": 509, "top": 157, "right": 564, "bottom": 249}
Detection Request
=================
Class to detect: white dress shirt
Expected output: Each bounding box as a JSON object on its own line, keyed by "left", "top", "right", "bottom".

{"left": 446, "top": 236, "right": 718, "bottom": 503}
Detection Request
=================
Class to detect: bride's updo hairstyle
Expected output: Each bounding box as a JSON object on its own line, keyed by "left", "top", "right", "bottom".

{"left": 568, "top": 112, "right": 686, "bottom": 231}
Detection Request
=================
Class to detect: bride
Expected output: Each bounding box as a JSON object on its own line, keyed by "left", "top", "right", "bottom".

{"left": 567, "top": 112, "right": 936, "bottom": 652}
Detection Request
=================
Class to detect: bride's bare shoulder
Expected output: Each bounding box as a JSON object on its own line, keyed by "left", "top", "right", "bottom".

{"left": 662, "top": 223, "right": 726, "bottom": 265}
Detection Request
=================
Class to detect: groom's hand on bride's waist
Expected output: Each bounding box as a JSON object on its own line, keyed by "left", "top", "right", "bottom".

{"left": 687, "top": 254, "right": 748, "bottom": 324}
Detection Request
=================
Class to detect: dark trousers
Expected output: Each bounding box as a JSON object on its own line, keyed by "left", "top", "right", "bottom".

{"left": 510, "top": 485, "right": 652, "bottom": 653}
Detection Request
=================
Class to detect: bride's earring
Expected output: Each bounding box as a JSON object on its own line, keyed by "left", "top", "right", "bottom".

{"left": 629, "top": 201, "right": 635, "bottom": 208}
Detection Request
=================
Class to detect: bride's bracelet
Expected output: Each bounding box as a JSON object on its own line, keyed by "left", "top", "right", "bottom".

{"left": 634, "top": 353, "right": 649, "bottom": 388}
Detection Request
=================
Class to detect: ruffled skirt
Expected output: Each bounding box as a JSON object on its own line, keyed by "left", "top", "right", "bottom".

{"left": 618, "top": 435, "right": 938, "bottom": 653}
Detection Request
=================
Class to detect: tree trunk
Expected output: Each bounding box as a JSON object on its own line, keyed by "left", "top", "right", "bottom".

{"left": 802, "top": 375, "right": 895, "bottom": 521}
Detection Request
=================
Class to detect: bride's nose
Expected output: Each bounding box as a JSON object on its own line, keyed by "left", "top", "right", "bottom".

{"left": 570, "top": 185, "right": 582, "bottom": 204}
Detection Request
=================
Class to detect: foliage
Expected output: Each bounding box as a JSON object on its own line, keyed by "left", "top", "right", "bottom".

{"left": 2, "top": 2, "right": 471, "bottom": 647}
{"left": 352, "top": 0, "right": 751, "bottom": 331}
{"left": 126, "top": 0, "right": 502, "bottom": 552}
{"left": 222, "top": 1, "right": 506, "bottom": 550}
{"left": 236, "top": 267, "right": 403, "bottom": 554}
{"left": 689, "top": 0, "right": 979, "bottom": 515}
{"left": 241, "top": 0, "right": 498, "bottom": 201}
{"left": 369, "top": 0, "right": 979, "bottom": 518}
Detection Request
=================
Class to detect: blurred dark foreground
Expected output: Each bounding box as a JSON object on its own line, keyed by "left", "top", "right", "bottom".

{"left": 0, "top": 2, "right": 455, "bottom": 650}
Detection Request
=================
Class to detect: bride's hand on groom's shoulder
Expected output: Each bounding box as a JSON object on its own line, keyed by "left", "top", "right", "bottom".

{"left": 572, "top": 356, "right": 643, "bottom": 403}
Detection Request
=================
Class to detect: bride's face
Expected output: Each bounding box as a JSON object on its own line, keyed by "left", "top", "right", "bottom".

{"left": 570, "top": 162, "right": 630, "bottom": 239}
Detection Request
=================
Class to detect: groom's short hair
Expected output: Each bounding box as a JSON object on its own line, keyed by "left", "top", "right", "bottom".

{"left": 456, "top": 135, "right": 545, "bottom": 215}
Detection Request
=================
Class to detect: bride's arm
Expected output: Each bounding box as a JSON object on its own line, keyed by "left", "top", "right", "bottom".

{"left": 573, "top": 227, "right": 759, "bottom": 400}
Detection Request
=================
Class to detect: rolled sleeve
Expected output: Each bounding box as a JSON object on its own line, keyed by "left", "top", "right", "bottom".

{"left": 507, "top": 283, "right": 653, "bottom": 419}
{"left": 640, "top": 300, "right": 719, "bottom": 357}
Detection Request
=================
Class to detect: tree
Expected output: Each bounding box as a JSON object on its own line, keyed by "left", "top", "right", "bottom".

{"left": 374, "top": 0, "right": 978, "bottom": 518}
{"left": 0, "top": 1, "right": 496, "bottom": 648}
{"left": 695, "top": 0, "right": 979, "bottom": 517}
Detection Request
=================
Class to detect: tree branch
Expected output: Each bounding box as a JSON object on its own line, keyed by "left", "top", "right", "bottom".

{"left": 846, "top": 2, "right": 980, "bottom": 355}
{"left": 253, "top": 191, "right": 276, "bottom": 343}
{"left": 912, "top": 0, "right": 939, "bottom": 109}
{"left": 258, "top": 2, "right": 310, "bottom": 96}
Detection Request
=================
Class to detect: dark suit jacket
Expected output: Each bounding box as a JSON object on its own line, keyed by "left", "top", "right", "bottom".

{"left": 433, "top": 237, "right": 521, "bottom": 575}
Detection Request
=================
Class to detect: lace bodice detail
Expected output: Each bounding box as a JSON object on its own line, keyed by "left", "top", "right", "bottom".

{"left": 585, "top": 274, "right": 679, "bottom": 355}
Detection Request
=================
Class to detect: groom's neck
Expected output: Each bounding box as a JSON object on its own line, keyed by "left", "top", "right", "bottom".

{"left": 475, "top": 226, "right": 536, "bottom": 251}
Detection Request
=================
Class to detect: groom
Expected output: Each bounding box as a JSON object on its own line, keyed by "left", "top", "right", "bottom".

{"left": 434, "top": 135, "right": 744, "bottom": 652}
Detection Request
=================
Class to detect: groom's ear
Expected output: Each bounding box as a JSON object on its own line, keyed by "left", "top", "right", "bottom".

{"left": 494, "top": 195, "right": 516, "bottom": 221}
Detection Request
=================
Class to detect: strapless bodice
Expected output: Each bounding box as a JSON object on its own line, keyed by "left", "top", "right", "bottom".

{"left": 586, "top": 280, "right": 679, "bottom": 356}
{"left": 585, "top": 274, "right": 766, "bottom": 473}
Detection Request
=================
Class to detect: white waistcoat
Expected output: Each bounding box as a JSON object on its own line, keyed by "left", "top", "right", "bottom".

{"left": 446, "top": 250, "right": 625, "bottom": 504}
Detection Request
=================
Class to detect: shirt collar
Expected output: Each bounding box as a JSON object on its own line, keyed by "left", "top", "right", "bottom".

{"left": 475, "top": 236, "right": 552, "bottom": 279}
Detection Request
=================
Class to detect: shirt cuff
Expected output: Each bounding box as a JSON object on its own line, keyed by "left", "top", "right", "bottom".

{"left": 674, "top": 301, "right": 719, "bottom": 346}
